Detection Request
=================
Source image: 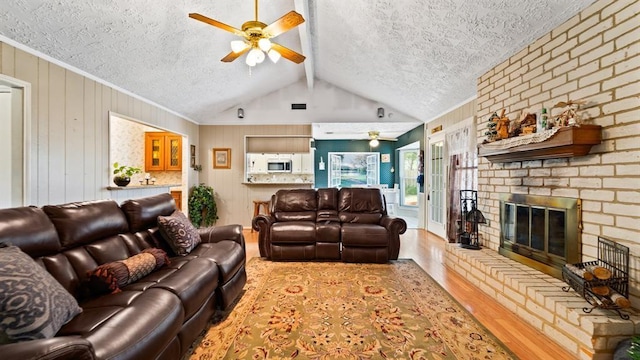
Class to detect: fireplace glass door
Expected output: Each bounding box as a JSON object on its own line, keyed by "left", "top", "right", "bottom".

{"left": 499, "top": 194, "right": 580, "bottom": 279}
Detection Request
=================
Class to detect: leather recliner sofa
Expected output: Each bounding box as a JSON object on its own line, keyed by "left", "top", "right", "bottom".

{"left": 0, "top": 193, "right": 246, "bottom": 360}
{"left": 252, "top": 187, "right": 407, "bottom": 263}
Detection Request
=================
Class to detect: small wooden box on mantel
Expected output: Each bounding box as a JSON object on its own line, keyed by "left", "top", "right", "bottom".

{"left": 478, "top": 124, "right": 602, "bottom": 163}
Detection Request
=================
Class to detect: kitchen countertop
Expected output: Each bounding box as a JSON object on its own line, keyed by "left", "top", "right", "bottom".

{"left": 107, "top": 183, "right": 181, "bottom": 190}
{"left": 242, "top": 182, "right": 314, "bottom": 186}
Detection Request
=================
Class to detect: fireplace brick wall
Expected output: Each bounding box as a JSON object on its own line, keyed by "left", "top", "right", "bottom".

{"left": 475, "top": 0, "right": 639, "bottom": 309}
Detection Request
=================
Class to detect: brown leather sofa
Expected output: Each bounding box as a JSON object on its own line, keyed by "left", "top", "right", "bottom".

{"left": 252, "top": 188, "right": 407, "bottom": 263}
{"left": 0, "top": 193, "right": 246, "bottom": 360}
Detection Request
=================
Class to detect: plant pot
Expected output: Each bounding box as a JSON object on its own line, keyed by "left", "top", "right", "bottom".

{"left": 113, "top": 176, "right": 131, "bottom": 187}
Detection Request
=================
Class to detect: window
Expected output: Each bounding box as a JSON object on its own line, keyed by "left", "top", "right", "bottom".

{"left": 328, "top": 152, "right": 379, "bottom": 188}
{"left": 399, "top": 148, "right": 419, "bottom": 207}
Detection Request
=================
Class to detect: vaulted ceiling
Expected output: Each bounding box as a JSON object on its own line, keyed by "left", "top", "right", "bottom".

{"left": 1, "top": 0, "right": 594, "bottom": 138}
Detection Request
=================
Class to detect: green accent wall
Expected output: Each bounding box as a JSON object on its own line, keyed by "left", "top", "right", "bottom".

{"left": 313, "top": 124, "right": 424, "bottom": 188}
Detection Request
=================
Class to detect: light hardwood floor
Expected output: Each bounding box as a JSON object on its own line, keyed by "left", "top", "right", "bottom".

{"left": 243, "top": 228, "right": 577, "bottom": 360}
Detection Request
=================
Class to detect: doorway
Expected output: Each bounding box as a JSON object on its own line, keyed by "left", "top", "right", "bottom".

{"left": 0, "top": 75, "right": 30, "bottom": 208}
{"left": 395, "top": 141, "right": 420, "bottom": 228}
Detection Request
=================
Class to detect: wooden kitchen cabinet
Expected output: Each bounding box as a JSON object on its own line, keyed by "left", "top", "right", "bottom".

{"left": 145, "top": 132, "right": 182, "bottom": 171}
{"left": 171, "top": 190, "right": 182, "bottom": 210}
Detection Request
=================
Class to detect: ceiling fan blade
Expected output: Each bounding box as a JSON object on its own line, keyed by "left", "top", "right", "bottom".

{"left": 221, "top": 47, "right": 250, "bottom": 62}
{"left": 270, "top": 43, "right": 305, "bottom": 64}
{"left": 263, "top": 11, "right": 305, "bottom": 38}
{"left": 189, "top": 13, "right": 246, "bottom": 37}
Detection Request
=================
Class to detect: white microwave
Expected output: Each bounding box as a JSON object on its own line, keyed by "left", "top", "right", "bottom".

{"left": 267, "top": 160, "right": 292, "bottom": 172}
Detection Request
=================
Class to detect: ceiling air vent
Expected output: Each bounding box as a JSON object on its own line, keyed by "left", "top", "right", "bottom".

{"left": 291, "top": 103, "right": 307, "bottom": 110}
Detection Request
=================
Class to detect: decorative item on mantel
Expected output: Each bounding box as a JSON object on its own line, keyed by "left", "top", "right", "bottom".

{"left": 552, "top": 100, "right": 585, "bottom": 127}
{"left": 478, "top": 99, "right": 602, "bottom": 163}
{"left": 112, "top": 162, "right": 142, "bottom": 187}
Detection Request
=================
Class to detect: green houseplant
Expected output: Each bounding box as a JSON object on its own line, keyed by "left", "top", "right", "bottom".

{"left": 112, "top": 162, "right": 142, "bottom": 187}
{"left": 188, "top": 184, "right": 218, "bottom": 228}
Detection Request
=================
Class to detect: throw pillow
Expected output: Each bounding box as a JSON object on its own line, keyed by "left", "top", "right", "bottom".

{"left": 0, "top": 244, "right": 82, "bottom": 343}
{"left": 87, "top": 248, "right": 169, "bottom": 295}
{"left": 157, "top": 210, "right": 201, "bottom": 256}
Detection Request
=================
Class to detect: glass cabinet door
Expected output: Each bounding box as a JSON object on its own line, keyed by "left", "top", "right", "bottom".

{"left": 165, "top": 135, "right": 182, "bottom": 171}
{"left": 145, "top": 133, "right": 165, "bottom": 171}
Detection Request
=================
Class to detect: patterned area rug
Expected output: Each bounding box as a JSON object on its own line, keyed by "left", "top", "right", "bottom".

{"left": 187, "top": 258, "right": 517, "bottom": 359}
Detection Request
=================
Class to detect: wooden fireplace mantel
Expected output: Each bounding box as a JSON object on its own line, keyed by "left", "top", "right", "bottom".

{"left": 478, "top": 124, "right": 602, "bottom": 163}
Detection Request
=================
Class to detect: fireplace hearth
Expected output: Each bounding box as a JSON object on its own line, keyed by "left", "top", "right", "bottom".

{"left": 499, "top": 193, "right": 581, "bottom": 279}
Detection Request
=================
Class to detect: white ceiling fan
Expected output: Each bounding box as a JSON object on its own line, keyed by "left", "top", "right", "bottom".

{"left": 367, "top": 130, "right": 397, "bottom": 147}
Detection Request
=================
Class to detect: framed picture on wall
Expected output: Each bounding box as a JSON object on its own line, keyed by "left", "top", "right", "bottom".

{"left": 190, "top": 145, "right": 196, "bottom": 168}
{"left": 213, "top": 148, "right": 231, "bottom": 169}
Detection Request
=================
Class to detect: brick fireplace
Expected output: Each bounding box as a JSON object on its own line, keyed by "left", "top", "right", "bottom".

{"left": 441, "top": 1, "right": 640, "bottom": 358}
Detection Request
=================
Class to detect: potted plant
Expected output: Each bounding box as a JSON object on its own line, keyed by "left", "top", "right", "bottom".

{"left": 188, "top": 184, "right": 218, "bottom": 227}
{"left": 112, "top": 162, "right": 142, "bottom": 187}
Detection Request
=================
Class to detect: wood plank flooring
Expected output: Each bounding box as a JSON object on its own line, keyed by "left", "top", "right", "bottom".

{"left": 243, "top": 228, "right": 578, "bottom": 360}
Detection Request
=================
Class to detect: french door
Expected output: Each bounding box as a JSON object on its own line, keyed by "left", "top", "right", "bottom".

{"left": 427, "top": 133, "right": 446, "bottom": 238}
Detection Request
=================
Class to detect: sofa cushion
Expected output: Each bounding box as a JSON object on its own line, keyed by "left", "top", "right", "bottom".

{"left": 192, "top": 241, "right": 245, "bottom": 284}
{"left": 61, "top": 288, "right": 183, "bottom": 360}
{"left": 158, "top": 211, "right": 201, "bottom": 256}
{"left": 87, "top": 248, "right": 169, "bottom": 295}
{"left": 151, "top": 258, "right": 219, "bottom": 320}
{"left": 0, "top": 244, "right": 82, "bottom": 343}
{"left": 338, "top": 188, "right": 385, "bottom": 213}
{"left": 341, "top": 223, "right": 389, "bottom": 247}
{"left": 271, "top": 222, "right": 317, "bottom": 244}
{"left": 273, "top": 189, "right": 317, "bottom": 222}
{"left": 0, "top": 207, "right": 61, "bottom": 258}
{"left": 121, "top": 193, "right": 176, "bottom": 233}
{"left": 43, "top": 200, "right": 129, "bottom": 249}
{"left": 338, "top": 188, "right": 385, "bottom": 224}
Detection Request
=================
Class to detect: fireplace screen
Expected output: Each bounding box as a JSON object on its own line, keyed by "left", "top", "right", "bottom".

{"left": 500, "top": 194, "right": 581, "bottom": 279}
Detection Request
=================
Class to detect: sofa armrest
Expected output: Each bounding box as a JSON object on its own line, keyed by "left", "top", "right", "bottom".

{"left": 252, "top": 214, "right": 274, "bottom": 258}
{"left": 380, "top": 216, "right": 408, "bottom": 260}
{"left": 198, "top": 224, "right": 245, "bottom": 251}
{"left": 0, "top": 336, "right": 95, "bottom": 360}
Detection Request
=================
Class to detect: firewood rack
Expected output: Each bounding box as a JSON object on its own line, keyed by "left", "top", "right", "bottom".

{"left": 562, "top": 237, "right": 630, "bottom": 319}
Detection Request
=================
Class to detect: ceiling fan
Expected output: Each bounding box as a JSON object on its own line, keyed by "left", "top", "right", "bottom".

{"left": 189, "top": 0, "right": 306, "bottom": 67}
{"left": 368, "top": 131, "right": 397, "bottom": 147}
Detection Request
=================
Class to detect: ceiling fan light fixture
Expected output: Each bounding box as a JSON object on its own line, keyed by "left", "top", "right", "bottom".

{"left": 245, "top": 52, "right": 257, "bottom": 66}
{"left": 254, "top": 48, "right": 266, "bottom": 63}
{"left": 230, "top": 40, "right": 249, "bottom": 53}
{"left": 258, "top": 38, "right": 272, "bottom": 52}
{"left": 268, "top": 49, "right": 281, "bottom": 63}
{"left": 369, "top": 139, "right": 380, "bottom": 147}
{"left": 246, "top": 48, "right": 264, "bottom": 66}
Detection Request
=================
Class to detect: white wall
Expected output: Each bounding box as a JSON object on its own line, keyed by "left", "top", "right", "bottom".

{"left": 203, "top": 79, "right": 423, "bottom": 125}
{"left": 0, "top": 42, "right": 199, "bottom": 207}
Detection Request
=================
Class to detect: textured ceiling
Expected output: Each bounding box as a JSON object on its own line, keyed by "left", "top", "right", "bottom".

{"left": 0, "top": 0, "right": 595, "bottom": 137}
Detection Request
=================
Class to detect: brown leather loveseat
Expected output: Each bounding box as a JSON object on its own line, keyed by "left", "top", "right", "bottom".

{"left": 0, "top": 193, "right": 246, "bottom": 360}
{"left": 252, "top": 187, "right": 407, "bottom": 263}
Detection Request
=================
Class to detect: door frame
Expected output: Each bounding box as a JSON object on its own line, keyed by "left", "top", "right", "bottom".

{"left": 0, "top": 74, "right": 32, "bottom": 206}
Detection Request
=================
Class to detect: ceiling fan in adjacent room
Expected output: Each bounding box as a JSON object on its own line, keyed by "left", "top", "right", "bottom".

{"left": 189, "top": 0, "right": 306, "bottom": 67}
{"left": 368, "top": 131, "right": 397, "bottom": 147}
